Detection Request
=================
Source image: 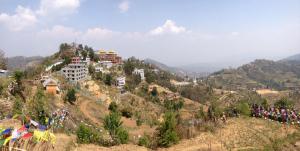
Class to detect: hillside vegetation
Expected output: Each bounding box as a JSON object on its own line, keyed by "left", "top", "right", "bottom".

{"left": 208, "top": 59, "right": 300, "bottom": 90}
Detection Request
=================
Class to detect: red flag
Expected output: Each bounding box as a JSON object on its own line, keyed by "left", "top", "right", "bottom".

{"left": 22, "top": 133, "right": 32, "bottom": 139}
{"left": 17, "top": 125, "right": 26, "bottom": 133}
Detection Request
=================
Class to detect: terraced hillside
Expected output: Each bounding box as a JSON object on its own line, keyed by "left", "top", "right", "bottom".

{"left": 208, "top": 59, "right": 300, "bottom": 90}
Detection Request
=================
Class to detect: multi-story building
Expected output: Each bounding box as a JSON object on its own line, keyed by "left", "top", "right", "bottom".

{"left": 133, "top": 68, "right": 145, "bottom": 80}
{"left": 98, "top": 50, "right": 122, "bottom": 64}
{"left": 116, "top": 76, "right": 126, "bottom": 89}
{"left": 61, "top": 57, "right": 88, "bottom": 83}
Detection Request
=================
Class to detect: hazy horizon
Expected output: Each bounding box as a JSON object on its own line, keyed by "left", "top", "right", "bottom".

{"left": 0, "top": 0, "right": 299, "bottom": 66}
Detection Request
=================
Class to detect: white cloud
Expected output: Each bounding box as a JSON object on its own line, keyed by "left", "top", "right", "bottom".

{"left": 118, "top": 0, "right": 130, "bottom": 13}
{"left": 0, "top": 6, "right": 37, "bottom": 31}
{"left": 37, "top": 25, "right": 81, "bottom": 38}
{"left": 83, "top": 27, "right": 117, "bottom": 40}
{"left": 149, "top": 20, "right": 187, "bottom": 35}
{"left": 37, "top": 0, "right": 80, "bottom": 16}
{"left": 0, "top": 0, "right": 80, "bottom": 31}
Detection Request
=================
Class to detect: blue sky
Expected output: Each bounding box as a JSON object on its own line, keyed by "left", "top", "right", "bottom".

{"left": 0, "top": 0, "right": 299, "bottom": 66}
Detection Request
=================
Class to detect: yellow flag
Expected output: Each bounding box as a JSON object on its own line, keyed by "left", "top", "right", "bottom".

{"left": 3, "top": 136, "right": 12, "bottom": 145}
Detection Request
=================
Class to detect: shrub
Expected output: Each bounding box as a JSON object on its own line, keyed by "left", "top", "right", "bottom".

{"left": 104, "top": 74, "right": 112, "bottom": 86}
{"left": 157, "top": 112, "right": 179, "bottom": 147}
{"left": 236, "top": 101, "right": 251, "bottom": 116}
{"left": 138, "top": 134, "right": 151, "bottom": 148}
{"left": 30, "top": 89, "right": 48, "bottom": 125}
{"left": 65, "top": 88, "right": 76, "bottom": 104}
{"left": 76, "top": 124, "right": 100, "bottom": 144}
{"left": 108, "top": 102, "right": 118, "bottom": 113}
{"left": 12, "top": 97, "right": 23, "bottom": 115}
{"left": 207, "top": 101, "right": 223, "bottom": 121}
{"left": 136, "top": 118, "right": 143, "bottom": 126}
{"left": 196, "top": 106, "right": 207, "bottom": 120}
{"left": 116, "top": 128, "right": 129, "bottom": 144}
{"left": 164, "top": 99, "right": 184, "bottom": 111}
{"left": 274, "top": 97, "right": 294, "bottom": 109}
{"left": 104, "top": 112, "right": 129, "bottom": 144}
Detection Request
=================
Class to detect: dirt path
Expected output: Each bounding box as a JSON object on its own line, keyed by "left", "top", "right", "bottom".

{"left": 78, "top": 98, "right": 103, "bottom": 126}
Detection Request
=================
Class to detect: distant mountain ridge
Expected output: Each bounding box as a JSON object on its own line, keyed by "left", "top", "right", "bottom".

{"left": 282, "top": 53, "right": 300, "bottom": 61}
{"left": 144, "top": 58, "right": 216, "bottom": 77}
{"left": 7, "top": 56, "right": 44, "bottom": 70}
{"left": 144, "top": 58, "right": 187, "bottom": 77}
{"left": 208, "top": 56, "right": 300, "bottom": 90}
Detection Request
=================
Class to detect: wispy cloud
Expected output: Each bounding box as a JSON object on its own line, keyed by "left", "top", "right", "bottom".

{"left": 36, "top": 0, "right": 80, "bottom": 16}
{"left": 118, "top": 0, "right": 130, "bottom": 13}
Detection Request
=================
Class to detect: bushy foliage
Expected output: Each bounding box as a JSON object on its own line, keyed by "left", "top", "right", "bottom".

{"left": 0, "top": 50, "right": 7, "bottom": 70}
{"left": 235, "top": 101, "right": 251, "bottom": 116}
{"left": 108, "top": 102, "right": 118, "bottom": 113}
{"left": 104, "top": 74, "right": 112, "bottom": 86}
{"left": 164, "top": 99, "right": 184, "bottom": 111}
{"left": 157, "top": 112, "right": 179, "bottom": 147}
{"left": 125, "top": 74, "right": 142, "bottom": 91}
{"left": 138, "top": 134, "right": 151, "bottom": 148}
{"left": 116, "top": 128, "right": 129, "bottom": 144}
{"left": 207, "top": 101, "right": 223, "bottom": 121}
{"left": 123, "top": 59, "right": 135, "bottom": 75}
{"left": 274, "top": 97, "right": 294, "bottom": 109}
{"left": 88, "top": 64, "right": 95, "bottom": 75}
{"left": 76, "top": 124, "right": 100, "bottom": 144}
{"left": 12, "top": 97, "right": 23, "bottom": 115}
{"left": 195, "top": 106, "right": 207, "bottom": 120}
{"left": 31, "top": 89, "right": 48, "bottom": 125}
{"left": 104, "top": 112, "right": 129, "bottom": 144}
{"left": 65, "top": 88, "right": 76, "bottom": 104}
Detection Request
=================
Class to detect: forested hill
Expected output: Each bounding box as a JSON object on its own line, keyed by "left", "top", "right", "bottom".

{"left": 208, "top": 58, "right": 300, "bottom": 90}
{"left": 7, "top": 56, "right": 44, "bottom": 70}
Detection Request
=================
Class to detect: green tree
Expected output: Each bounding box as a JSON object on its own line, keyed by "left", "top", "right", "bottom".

{"left": 0, "top": 50, "right": 7, "bottom": 70}
{"left": 123, "top": 60, "right": 135, "bottom": 75}
{"left": 13, "top": 71, "right": 24, "bottom": 86}
{"left": 12, "top": 97, "right": 23, "bottom": 115}
{"left": 145, "top": 71, "right": 155, "bottom": 84}
{"left": 157, "top": 112, "right": 179, "bottom": 147}
{"left": 76, "top": 124, "right": 100, "bottom": 144}
{"left": 11, "top": 71, "right": 25, "bottom": 101}
{"left": 32, "top": 90, "right": 48, "bottom": 125}
{"left": 236, "top": 101, "right": 251, "bottom": 116}
{"left": 104, "top": 112, "right": 129, "bottom": 144}
{"left": 105, "top": 74, "right": 112, "bottom": 86}
{"left": 81, "top": 50, "right": 88, "bottom": 60}
{"left": 88, "top": 64, "right": 95, "bottom": 75}
{"left": 65, "top": 88, "right": 77, "bottom": 104}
